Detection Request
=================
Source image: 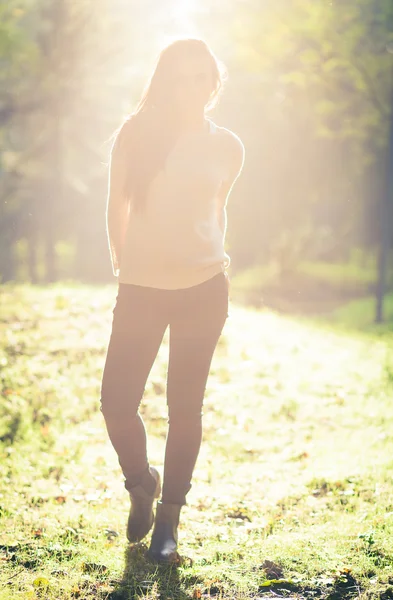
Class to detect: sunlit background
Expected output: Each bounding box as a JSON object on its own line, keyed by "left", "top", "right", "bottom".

{"left": 1, "top": 0, "right": 393, "bottom": 326}
{"left": 2, "top": 2, "right": 393, "bottom": 596}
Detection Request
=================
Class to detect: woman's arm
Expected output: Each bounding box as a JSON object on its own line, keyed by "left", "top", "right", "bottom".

{"left": 106, "top": 126, "right": 131, "bottom": 277}
{"left": 216, "top": 132, "right": 245, "bottom": 235}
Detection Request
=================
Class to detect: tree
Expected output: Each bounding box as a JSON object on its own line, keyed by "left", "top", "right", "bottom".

{"left": 229, "top": 0, "right": 393, "bottom": 308}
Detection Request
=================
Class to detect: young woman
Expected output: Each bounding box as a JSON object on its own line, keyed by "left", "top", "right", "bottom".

{"left": 100, "top": 37, "right": 244, "bottom": 564}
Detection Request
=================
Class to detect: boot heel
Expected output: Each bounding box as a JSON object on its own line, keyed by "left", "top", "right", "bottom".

{"left": 147, "top": 501, "right": 183, "bottom": 564}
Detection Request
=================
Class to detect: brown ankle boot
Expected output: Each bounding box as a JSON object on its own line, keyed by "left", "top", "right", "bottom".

{"left": 126, "top": 466, "right": 161, "bottom": 543}
{"left": 147, "top": 500, "right": 183, "bottom": 563}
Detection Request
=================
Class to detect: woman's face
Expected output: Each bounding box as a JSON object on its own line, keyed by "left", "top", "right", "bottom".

{"left": 168, "top": 51, "right": 215, "bottom": 114}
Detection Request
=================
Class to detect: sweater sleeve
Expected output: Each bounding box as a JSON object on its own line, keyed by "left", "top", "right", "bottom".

{"left": 106, "top": 124, "right": 131, "bottom": 277}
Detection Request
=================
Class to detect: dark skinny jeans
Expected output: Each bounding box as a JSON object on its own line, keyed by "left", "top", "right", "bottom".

{"left": 100, "top": 271, "right": 229, "bottom": 506}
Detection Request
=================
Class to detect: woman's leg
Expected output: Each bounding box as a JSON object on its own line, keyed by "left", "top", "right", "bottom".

{"left": 100, "top": 283, "right": 169, "bottom": 493}
{"left": 161, "top": 273, "right": 229, "bottom": 505}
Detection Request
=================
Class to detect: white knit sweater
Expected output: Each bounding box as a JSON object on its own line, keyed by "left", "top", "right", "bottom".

{"left": 106, "top": 118, "right": 244, "bottom": 289}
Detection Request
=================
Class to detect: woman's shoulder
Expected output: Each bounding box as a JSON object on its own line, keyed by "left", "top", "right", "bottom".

{"left": 117, "top": 113, "right": 142, "bottom": 138}
{"left": 211, "top": 121, "right": 245, "bottom": 167}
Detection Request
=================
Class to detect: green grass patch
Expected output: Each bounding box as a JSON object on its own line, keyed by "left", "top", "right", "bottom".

{"left": 1, "top": 283, "right": 393, "bottom": 598}
{"left": 319, "top": 293, "right": 393, "bottom": 334}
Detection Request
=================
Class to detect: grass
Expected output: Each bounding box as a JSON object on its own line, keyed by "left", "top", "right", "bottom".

{"left": 321, "top": 294, "right": 393, "bottom": 334}
{"left": 1, "top": 282, "right": 393, "bottom": 599}
{"left": 229, "top": 255, "right": 393, "bottom": 317}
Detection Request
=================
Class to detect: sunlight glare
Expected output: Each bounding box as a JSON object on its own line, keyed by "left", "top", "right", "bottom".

{"left": 170, "top": 0, "right": 199, "bottom": 35}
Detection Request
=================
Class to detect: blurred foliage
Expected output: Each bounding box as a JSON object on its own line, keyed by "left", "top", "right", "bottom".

{"left": 224, "top": 0, "right": 393, "bottom": 270}
{"left": 0, "top": 0, "right": 392, "bottom": 317}
{"left": 0, "top": 0, "right": 149, "bottom": 282}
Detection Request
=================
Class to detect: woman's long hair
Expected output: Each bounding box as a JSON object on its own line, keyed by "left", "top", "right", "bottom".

{"left": 109, "top": 38, "right": 226, "bottom": 214}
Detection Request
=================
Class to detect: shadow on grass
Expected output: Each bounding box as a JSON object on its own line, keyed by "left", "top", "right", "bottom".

{"left": 105, "top": 543, "right": 367, "bottom": 600}
{"left": 107, "top": 541, "right": 193, "bottom": 600}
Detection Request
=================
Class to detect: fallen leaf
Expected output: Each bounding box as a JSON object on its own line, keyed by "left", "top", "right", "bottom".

{"left": 33, "top": 576, "right": 50, "bottom": 587}
{"left": 54, "top": 495, "right": 67, "bottom": 504}
{"left": 82, "top": 562, "right": 108, "bottom": 573}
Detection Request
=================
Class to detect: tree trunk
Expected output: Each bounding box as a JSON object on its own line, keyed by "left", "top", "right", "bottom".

{"left": 375, "top": 73, "right": 393, "bottom": 323}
